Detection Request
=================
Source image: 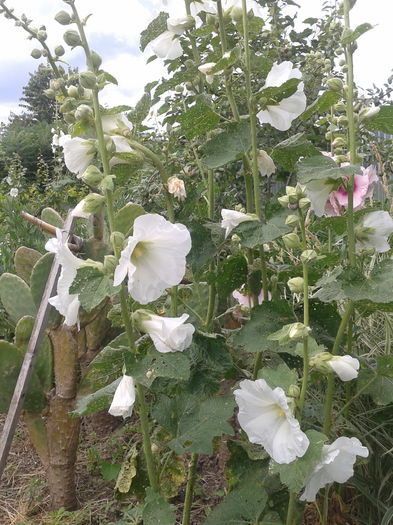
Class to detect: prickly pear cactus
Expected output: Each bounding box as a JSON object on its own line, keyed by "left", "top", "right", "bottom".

{"left": 14, "top": 246, "right": 42, "bottom": 284}
{"left": 0, "top": 273, "right": 37, "bottom": 324}
{"left": 0, "top": 340, "right": 47, "bottom": 413}
{"left": 41, "top": 207, "right": 64, "bottom": 229}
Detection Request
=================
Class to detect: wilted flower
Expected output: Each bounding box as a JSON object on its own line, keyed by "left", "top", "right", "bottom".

{"left": 9, "top": 187, "right": 19, "bottom": 197}
{"left": 355, "top": 211, "right": 393, "bottom": 254}
{"left": 300, "top": 437, "right": 369, "bottom": 502}
{"left": 221, "top": 209, "right": 258, "bottom": 238}
{"left": 167, "top": 176, "right": 186, "bottom": 201}
{"left": 257, "top": 150, "right": 276, "bottom": 177}
{"left": 134, "top": 310, "right": 194, "bottom": 353}
{"left": 108, "top": 375, "right": 136, "bottom": 418}
{"left": 113, "top": 214, "right": 191, "bottom": 304}
{"left": 234, "top": 379, "right": 309, "bottom": 464}
{"left": 256, "top": 62, "right": 306, "bottom": 131}
{"left": 327, "top": 355, "right": 360, "bottom": 381}
{"left": 45, "top": 228, "right": 83, "bottom": 326}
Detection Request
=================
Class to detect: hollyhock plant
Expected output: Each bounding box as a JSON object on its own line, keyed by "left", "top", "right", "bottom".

{"left": 134, "top": 310, "right": 195, "bottom": 353}
{"left": 234, "top": 379, "right": 309, "bottom": 464}
{"left": 355, "top": 210, "right": 393, "bottom": 253}
{"left": 113, "top": 213, "right": 191, "bottom": 304}
{"left": 300, "top": 437, "right": 369, "bottom": 502}
{"left": 256, "top": 62, "right": 307, "bottom": 131}
{"left": 150, "top": 16, "right": 194, "bottom": 60}
{"left": 58, "top": 135, "right": 97, "bottom": 177}
{"left": 221, "top": 209, "right": 258, "bottom": 238}
{"left": 45, "top": 228, "right": 83, "bottom": 326}
{"left": 327, "top": 355, "right": 360, "bottom": 381}
{"left": 198, "top": 62, "right": 223, "bottom": 84}
{"left": 108, "top": 375, "right": 136, "bottom": 418}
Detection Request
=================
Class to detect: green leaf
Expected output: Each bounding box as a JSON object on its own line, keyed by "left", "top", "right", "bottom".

{"left": 204, "top": 485, "right": 268, "bottom": 525}
{"left": 70, "top": 266, "right": 120, "bottom": 312}
{"left": 100, "top": 461, "right": 121, "bottom": 481}
{"left": 202, "top": 121, "right": 251, "bottom": 169}
{"left": 114, "top": 203, "right": 145, "bottom": 235}
{"left": 142, "top": 488, "right": 176, "bottom": 525}
{"left": 72, "top": 378, "right": 121, "bottom": 416}
{"left": 300, "top": 91, "right": 341, "bottom": 121}
{"left": 186, "top": 332, "right": 233, "bottom": 395}
{"left": 363, "top": 106, "right": 393, "bottom": 134}
{"left": 115, "top": 442, "right": 138, "bottom": 493}
{"left": 216, "top": 255, "right": 248, "bottom": 299}
{"left": 271, "top": 430, "right": 327, "bottom": 492}
{"left": 231, "top": 300, "right": 295, "bottom": 353}
{"left": 187, "top": 222, "right": 222, "bottom": 276}
{"left": 81, "top": 332, "right": 128, "bottom": 391}
{"left": 14, "top": 246, "right": 42, "bottom": 284}
{"left": 258, "top": 363, "right": 298, "bottom": 392}
{"left": 127, "top": 92, "right": 151, "bottom": 126}
{"left": 71, "top": 119, "right": 91, "bottom": 138}
{"left": 271, "top": 133, "right": 320, "bottom": 171}
{"left": 178, "top": 101, "right": 220, "bottom": 140}
{"left": 235, "top": 213, "right": 290, "bottom": 248}
{"left": 0, "top": 273, "right": 37, "bottom": 323}
{"left": 140, "top": 12, "right": 169, "bottom": 52}
{"left": 338, "top": 261, "right": 393, "bottom": 303}
{"left": 341, "top": 23, "right": 373, "bottom": 44}
{"left": 257, "top": 78, "right": 301, "bottom": 106}
{"left": 297, "top": 155, "right": 361, "bottom": 184}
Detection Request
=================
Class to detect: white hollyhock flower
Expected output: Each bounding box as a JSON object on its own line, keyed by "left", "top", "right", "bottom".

{"left": 101, "top": 113, "right": 132, "bottom": 134}
{"left": 167, "top": 16, "right": 194, "bottom": 35}
{"left": 151, "top": 30, "right": 183, "bottom": 60}
{"left": 113, "top": 214, "right": 191, "bottom": 304}
{"left": 234, "top": 379, "right": 309, "bottom": 464}
{"left": 327, "top": 355, "right": 360, "bottom": 382}
{"left": 305, "top": 178, "right": 337, "bottom": 217}
{"left": 45, "top": 228, "right": 83, "bottom": 326}
{"left": 221, "top": 209, "right": 258, "bottom": 238}
{"left": 256, "top": 61, "right": 306, "bottom": 131}
{"left": 9, "top": 187, "right": 19, "bottom": 197}
{"left": 257, "top": 150, "right": 276, "bottom": 177}
{"left": 300, "top": 437, "right": 369, "bottom": 502}
{"left": 198, "top": 62, "right": 224, "bottom": 84}
{"left": 58, "top": 135, "right": 96, "bottom": 177}
{"left": 355, "top": 211, "right": 393, "bottom": 253}
{"left": 135, "top": 310, "right": 195, "bottom": 353}
{"left": 167, "top": 176, "right": 186, "bottom": 201}
{"left": 108, "top": 375, "right": 136, "bottom": 418}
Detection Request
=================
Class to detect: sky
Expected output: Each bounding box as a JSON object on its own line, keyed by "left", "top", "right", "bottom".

{"left": 0, "top": 0, "right": 391, "bottom": 124}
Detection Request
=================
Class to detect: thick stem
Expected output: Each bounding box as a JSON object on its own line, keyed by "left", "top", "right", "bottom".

{"left": 285, "top": 492, "right": 297, "bottom": 525}
{"left": 182, "top": 453, "right": 198, "bottom": 525}
{"left": 136, "top": 384, "right": 159, "bottom": 492}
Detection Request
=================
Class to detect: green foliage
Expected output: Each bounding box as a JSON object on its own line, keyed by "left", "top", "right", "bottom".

{"left": 72, "top": 378, "right": 121, "bottom": 416}
{"left": 0, "top": 272, "right": 37, "bottom": 323}
{"left": 234, "top": 213, "right": 291, "bottom": 248}
{"left": 41, "top": 207, "right": 64, "bottom": 228}
{"left": 341, "top": 23, "right": 373, "bottom": 44}
{"left": 202, "top": 122, "right": 251, "bottom": 169}
{"left": 142, "top": 488, "right": 176, "bottom": 525}
{"left": 215, "top": 255, "right": 248, "bottom": 298}
{"left": 178, "top": 100, "right": 220, "bottom": 139}
{"left": 140, "top": 12, "right": 169, "bottom": 51}
{"left": 297, "top": 154, "right": 361, "bottom": 183}
{"left": 271, "top": 133, "right": 320, "bottom": 171}
{"left": 300, "top": 91, "right": 341, "bottom": 121}
{"left": 70, "top": 266, "right": 120, "bottom": 312}
{"left": 114, "top": 203, "right": 145, "bottom": 235}
{"left": 258, "top": 363, "right": 298, "bottom": 391}
{"left": 363, "top": 106, "right": 393, "bottom": 134}
{"left": 14, "top": 246, "right": 42, "bottom": 284}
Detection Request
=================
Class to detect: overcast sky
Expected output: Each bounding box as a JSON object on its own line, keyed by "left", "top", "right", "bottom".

{"left": 0, "top": 0, "right": 391, "bottom": 124}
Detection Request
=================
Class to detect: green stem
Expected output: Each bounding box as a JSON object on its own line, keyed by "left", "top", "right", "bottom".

{"left": 335, "top": 375, "right": 377, "bottom": 420}
{"left": 252, "top": 352, "right": 263, "bottom": 380}
{"left": 182, "top": 453, "right": 198, "bottom": 525}
{"left": 136, "top": 383, "right": 159, "bottom": 492}
{"left": 285, "top": 492, "right": 297, "bottom": 525}
{"left": 184, "top": 0, "right": 203, "bottom": 92}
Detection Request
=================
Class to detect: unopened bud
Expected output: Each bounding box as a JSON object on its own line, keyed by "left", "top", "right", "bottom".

{"left": 67, "top": 85, "right": 79, "bottom": 98}
{"left": 55, "top": 10, "right": 72, "bottom": 25}
{"left": 332, "top": 137, "right": 346, "bottom": 148}
{"left": 31, "top": 48, "right": 42, "bottom": 59}
{"left": 110, "top": 231, "right": 125, "bottom": 252}
{"left": 327, "top": 77, "right": 343, "bottom": 93}
{"left": 81, "top": 165, "right": 103, "bottom": 187}
{"left": 75, "top": 103, "right": 93, "bottom": 121}
{"left": 278, "top": 195, "right": 290, "bottom": 208}
{"left": 285, "top": 214, "right": 300, "bottom": 227}
{"left": 63, "top": 30, "right": 82, "bottom": 47}
{"left": 79, "top": 71, "right": 97, "bottom": 89}
{"left": 283, "top": 233, "right": 301, "bottom": 250}
{"left": 99, "top": 175, "right": 116, "bottom": 192}
{"left": 360, "top": 106, "right": 380, "bottom": 120}
{"left": 54, "top": 45, "right": 65, "bottom": 57}
{"left": 37, "top": 30, "right": 47, "bottom": 41}
{"left": 287, "top": 277, "right": 305, "bottom": 293}
{"left": 300, "top": 249, "right": 318, "bottom": 263}
{"left": 64, "top": 112, "right": 76, "bottom": 124}
{"left": 91, "top": 50, "right": 102, "bottom": 70}
{"left": 289, "top": 322, "right": 311, "bottom": 340}
{"left": 82, "top": 193, "right": 105, "bottom": 214}
{"left": 298, "top": 197, "right": 311, "bottom": 210}
{"left": 103, "top": 255, "right": 117, "bottom": 274}
{"left": 287, "top": 384, "right": 300, "bottom": 399}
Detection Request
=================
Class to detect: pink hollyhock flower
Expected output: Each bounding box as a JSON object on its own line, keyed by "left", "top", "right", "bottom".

{"left": 232, "top": 286, "right": 271, "bottom": 308}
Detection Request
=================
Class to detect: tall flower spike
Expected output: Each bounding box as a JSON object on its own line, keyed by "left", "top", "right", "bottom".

{"left": 45, "top": 228, "right": 83, "bottom": 326}
{"left": 300, "top": 437, "right": 369, "bottom": 502}
{"left": 134, "top": 310, "right": 195, "bottom": 353}
{"left": 257, "top": 62, "right": 306, "bottom": 131}
{"left": 113, "top": 214, "right": 191, "bottom": 304}
{"left": 234, "top": 379, "right": 309, "bottom": 464}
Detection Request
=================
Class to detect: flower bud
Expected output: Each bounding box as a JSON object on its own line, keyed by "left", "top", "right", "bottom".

{"left": 59, "top": 98, "right": 75, "bottom": 113}
{"left": 55, "top": 45, "right": 65, "bottom": 57}
{"left": 31, "top": 48, "right": 42, "bottom": 59}
{"left": 287, "top": 277, "right": 305, "bottom": 293}
{"left": 91, "top": 50, "right": 102, "bottom": 70}
{"left": 44, "top": 89, "right": 56, "bottom": 98}
{"left": 103, "top": 255, "right": 117, "bottom": 274}
{"left": 64, "top": 112, "right": 76, "bottom": 124}
{"left": 278, "top": 195, "right": 290, "bottom": 208}
{"left": 298, "top": 197, "right": 311, "bottom": 210}
{"left": 81, "top": 165, "right": 104, "bottom": 187}
{"left": 300, "top": 249, "right": 318, "bottom": 263}
{"left": 55, "top": 10, "right": 72, "bottom": 25}
{"left": 283, "top": 233, "right": 301, "bottom": 250}
{"left": 79, "top": 71, "right": 97, "bottom": 89}
{"left": 99, "top": 175, "right": 116, "bottom": 192}
{"left": 37, "top": 30, "right": 47, "bottom": 41}
{"left": 67, "top": 85, "right": 79, "bottom": 98}
{"left": 309, "top": 352, "right": 334, "bottom": 373}
{"left": 63, "top": 30, "right": 82, "bottom": 47}
{"left": 75, "top": 103, "right": 93, "bottom": 121}
{"left": 110, "top": 231, "right": 125, "bottom": 252}
{"left": 287, "top": 384, "right": 300, "bottom": 399}
{"left": 285, "top": 214, "right": 300, "bottom": 227}
{"left": 288, "top": 322, "right": 311, "bottom": 340}
{"left": 327, "top": 77, "right": 343, "bottom": 93}
{"left": 332, "top": 137, "right": 346, "bottom": 148}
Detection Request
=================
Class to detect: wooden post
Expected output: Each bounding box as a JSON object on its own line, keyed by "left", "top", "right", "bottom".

{"left": 0, "top": 213, "right": 75, "bottom": 479}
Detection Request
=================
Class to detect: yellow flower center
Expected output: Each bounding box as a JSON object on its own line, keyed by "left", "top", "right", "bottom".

{"left": 131, "top": 242, "right": 148, "bottom": 263}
